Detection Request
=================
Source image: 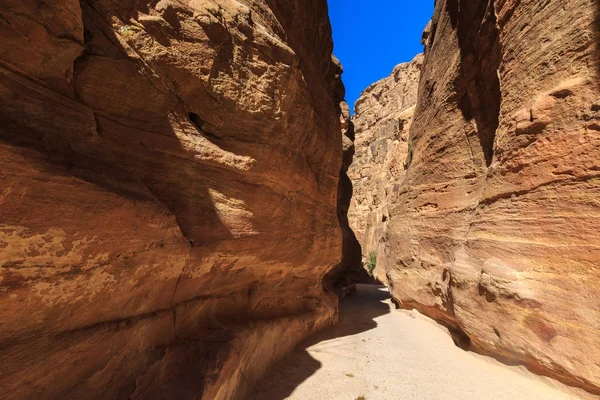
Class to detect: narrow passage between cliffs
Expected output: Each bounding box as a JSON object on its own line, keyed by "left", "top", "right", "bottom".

{"left": 249, "top": 285, "right": 581, "bottom": 400}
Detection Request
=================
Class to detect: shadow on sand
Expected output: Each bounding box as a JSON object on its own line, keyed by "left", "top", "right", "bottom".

{"left": 248, "top": 284, "right": 391, "bottom": 400}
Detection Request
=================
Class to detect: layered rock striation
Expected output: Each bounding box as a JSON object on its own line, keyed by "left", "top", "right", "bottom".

{"left": 348, "top": 54, "right": 422, "bottom": 282}
{"left": 0, "top": 1, "right": 348, "bottom": 399}
{"left": 351, "top": 0, "right": 600, "bottom": 394}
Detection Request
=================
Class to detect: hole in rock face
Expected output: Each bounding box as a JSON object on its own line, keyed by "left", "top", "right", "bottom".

{"left": 449, "top": 326, "right": 472, "bottom": 350}
{"left": 188, "top": 112, "right": 221, "bottom": 140}
{"left": 188, "top": 112, "right": 204, "bottom": 128}
{"left": 550, "top": 89, "right": 573, "bottom": 99}
{"left": 477, "top": 281, "right": 498, "bottom": 303}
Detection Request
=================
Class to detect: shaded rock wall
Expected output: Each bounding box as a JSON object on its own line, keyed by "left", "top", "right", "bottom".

{"left": 0, "top": 1, "right": 346, "bottom": 399}
{"left": 351, "top": 0, "right": 600, "bottom": 394}
{"left": 325, "top": 91, "right": 364, "bottom": 290}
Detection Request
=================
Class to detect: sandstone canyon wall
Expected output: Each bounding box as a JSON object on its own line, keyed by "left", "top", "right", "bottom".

{"left": 348, "top": 54, "right": 422, "bottom": 283}
{"left": 350, "top": 0, "right": 600, "bottom": 395}
{"left": 0, "top": 1, "right": 348, "bottom": 399}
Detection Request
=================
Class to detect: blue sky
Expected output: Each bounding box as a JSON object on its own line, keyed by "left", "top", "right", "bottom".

{"left": 327, "top": 0, "right": 434, "bottom": 113}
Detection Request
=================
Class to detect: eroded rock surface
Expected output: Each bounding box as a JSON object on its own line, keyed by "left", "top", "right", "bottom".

{"left": 348, "top": 54, "right": 422, "bottom": 282}
{"left": 0, "top": 1, "right": 346, "bottom": 399}
{"left": 350, "top": 0, "right": 600, "bottom": 395}
{"left": 325, "top": 92, "right": 364, "bottom": 291}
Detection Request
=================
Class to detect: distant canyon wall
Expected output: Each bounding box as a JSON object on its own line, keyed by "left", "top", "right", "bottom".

{"left": 0, "top": 1, "right": 347, "bottom": 399}
{"left": 350, "top": 0, "right": 600, "bottom": 394}
{"left": 348, "top": 53, "right": 423, "bottom": 283}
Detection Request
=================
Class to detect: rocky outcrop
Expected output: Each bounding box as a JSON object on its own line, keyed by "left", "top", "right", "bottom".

{"left": 0, "top": 1, "right": 346, "bottom": 399}
{"left": 348, "top": 54, "right": 422, "bottom": 282}
{"left": 350, "top": 0, "right": 600, "bottom": 395}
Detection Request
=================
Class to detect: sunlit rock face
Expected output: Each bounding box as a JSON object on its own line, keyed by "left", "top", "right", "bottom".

{"left": 348, "top": 54, "right": 423, "bottom": 283}
{"left": 0, "top": 0, "right": 346, "bottom": 398}
{"left": 350, "top": 0, "right": 600, "bottom": 394}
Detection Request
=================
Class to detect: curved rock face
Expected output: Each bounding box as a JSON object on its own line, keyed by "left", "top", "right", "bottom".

{"left": 325, "top": 94, "right": 364, "bottom": 290}
{"left": 348, "top": 54, "right": 422, "bottom": 282}
{"left": 350, "top": 0, "right": 600, "bottom": 394}
{"left": 0, "top": 1, "right": 346, "bottom": 399}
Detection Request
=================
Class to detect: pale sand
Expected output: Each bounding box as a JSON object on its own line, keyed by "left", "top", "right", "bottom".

{"left": 249, "top": 284, "right": 587, "bottom": 400}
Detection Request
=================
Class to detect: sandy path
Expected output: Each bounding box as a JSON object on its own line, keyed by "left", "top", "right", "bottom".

{"left": 249, "top": 285, "right": 583, "bottom": 400}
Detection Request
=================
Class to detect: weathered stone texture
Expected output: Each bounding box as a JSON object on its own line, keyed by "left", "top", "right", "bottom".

{"left": 348, "top": 54, "right": 422, "bottom": 282}
{"left": 350, "top": 0, "right": 600, "bottom": 394}
{"left": 0, "top": 1, "right": 345, "bottom": 399}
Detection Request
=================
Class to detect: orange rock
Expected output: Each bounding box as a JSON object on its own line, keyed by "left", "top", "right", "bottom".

{"left": 348, "top": 54, "right": 423, "bottom": 283}
{"left": 350, "top": 0, "right": 600, "bottom": 395}
{"left": 0, "top": 1, "right": 347, "bottom": 398}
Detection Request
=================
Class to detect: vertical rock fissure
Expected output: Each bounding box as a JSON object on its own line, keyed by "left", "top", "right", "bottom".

{"left": 326, "top": 98, "right": 364, "bottom": 293}
{"left": 449, "top": 0, "right": 501, "bottom": 167}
